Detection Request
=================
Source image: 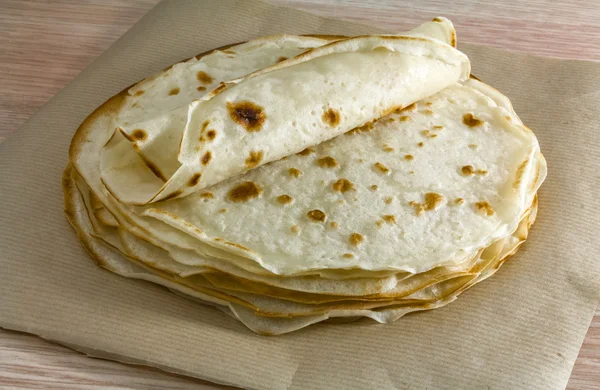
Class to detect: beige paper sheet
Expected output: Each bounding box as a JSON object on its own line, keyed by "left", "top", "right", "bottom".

{"left": 1, "top": 1, "right": 599, "bottom": 389}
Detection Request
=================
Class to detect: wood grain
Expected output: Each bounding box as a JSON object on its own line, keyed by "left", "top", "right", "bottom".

{"left": 0, "top": 330, "right": 216, "bottom": 389}
{"left": 0, "top": 1, "right": 598, "bottom": 389}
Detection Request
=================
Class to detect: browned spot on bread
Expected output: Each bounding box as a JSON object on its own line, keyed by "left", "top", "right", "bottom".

{"left": 476, "top": 169, "right": 488, "bottom": 175}
{"left": 475, "top": 201, "right": 495, "bottom": 216}
{"left": 197, "top": 86, "right": 207, "bottom": 92}
{"left": 188, "top": 173, "right": 202, "bottom": 186}
{"left": 322, "top": 108, "right": 341, "bottom": 127}
{"left": 277, "top": 56, "right": 288, "bottom": 63}
{"left": 384, "top": 196, "right": 393, "bottom": 204}
{"left": 513, "top": 158, "right": 530, "bottom": 189}
{"left": 356, "top": 122, "right": 374, "bottom": 133}
{"left": 196, "top": 71, "right": 213, "bottom": 84}
{"left": 422, "top": 109, "right": 434, "bottom": 115}
{"left": 206, "top": 129, "right": 216, "bottom": 141}
{"left": 409, "top": 202, "right": 424, "bottom": 216}
{"left": 145, "top": 161, "right": 166, "bottom": 182}
{"left": 461, "top": 165, "right": 475, "bottom": 176}
{"left": 130, "top": 142, "right": 167, "bottom": 181}
{"left": 201, "top": 151, "right": 212, "bottom": 165}
{"left": 379, "top": 104, "right": 402, "bottom": 116}
{"left": 223, "top": 50, "right": 237, "bottom": 55}
{"left": 505, "top": 115, "right": 512, "bottom": 122}
{"left": 401, "top": 103, "right": 416, "bottom": 112}
{"left": 399, "top": 115, "right": 412, "bottom": 122}
{"left": 463, "top": 113, "right": 484, "bottom": 128}
{"left": 198, "top": 120, "right": 210, "bottom": 143}
{"left": 409, "top": 170, "right": 415, "bottom": 175}
{"left": 349, "top": 233, "right": 364, "bottom": 246}
{"left": 370, "top": 185, "right": 378, "bottom": 191}
{"left": 219, "top": 208, "right": 227, "bottom": 213}
{"left": 382, "top": 144, "right": 395, "bottom": 152}
{"left": 425, "top": 101, "right": 433, "bottom": 106}
{"left": 227, "top": 101, "right": 266, "bottom": 132}
{"left": 307, "top": 209, "right": 327, "bottom": 222}
{"left": 382, "top": 215, "right": 396, "bottom": 224}
{"left": 432, "top": 17, "right": 444, "bottom": 22}
{"left": 215, "top": 239, "right": 250, "bottom": 251}
{"left": 212, "top": 82, "right": 227, "bottom": 95}
{"left": 291, "top": 225, "right": 300, "bottom": 234}
{"left": 228, "top": 181, "right": 262, "bottom": 202}
{"left": 454, "top": 198, "right": 464, "bottom": 205}
{"left": 345, "top": 122, "right": 366, "bottom": 135}
{"left": 169, "top": 87, "right": 180, "bottom": 96}
{"left": 374, "top": 162, "right": 390, "bottom": 174}
{"left": 346, "top": 121, "right": 374, "bottom": 136}
{"left": 245, "top": 150, "right": 264, "bottom": 168}
{"left": 131, "top": 129, "right": 147, "bottom": 141}
{"left": 418, "top": 142, "right": 424, "bottom": 148}
{"left": 134, "top": 90, "right": 144, "bottom": 96}
{"left": 404, "top": 154, "right": 414, "bottom": 161}
{"left": 317, "top": 156, "right": 338, "bottom": 168}
{"left": 468, "top": 144, "right": 477, "bottom": 149}
{"left": 297, "top": 147, "right": 313, "bottom": 156}
{"left": 199, "top": 192, "right": 214, "bottom": 199}
{"left": 376, "top": 220, "right": 384, "bottom": 228}
{"left": 161, "top": 190, "right": 183, "bottom": 202}
{"left": 276, "top": 194, "right": 293, "bottom": 205}
{"left": 288, "top": 168, "right": 302, "bottom": 178}
{"left": 332, "top": 178, "right": 355, "bottom": 193}
{"left": 387, "top": 118, "right": 396, "bottom": 123}
{"left": 421, "top": 130, "right": 437, "bottom": 138}
{"left": 409, "top": 193, "right": 445, "bottom": 216}
{"left": 342, "top": 253, "right": 354, "bottom": 258}
{"left": 433, "top": 125, "right": 444, "bottom": 130}
{"left": 329, "top": 221, "right": 339, "bottom": 229}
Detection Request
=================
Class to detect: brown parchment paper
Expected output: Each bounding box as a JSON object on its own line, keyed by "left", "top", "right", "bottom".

{"left": 1, "top": 1, "right": 599, "bottom": 389}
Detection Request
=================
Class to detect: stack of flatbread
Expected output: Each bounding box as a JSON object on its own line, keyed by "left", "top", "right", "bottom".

{"left": 64, "top": 18, "right": 546, "bottom": 335}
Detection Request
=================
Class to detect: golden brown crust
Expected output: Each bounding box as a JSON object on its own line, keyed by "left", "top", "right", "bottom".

{"left": 302, "top": 33, "right": 348, "bottom": 40}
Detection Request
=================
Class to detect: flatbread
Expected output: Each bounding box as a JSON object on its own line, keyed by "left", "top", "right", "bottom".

{"left": 64, "top": 18, "right": 546, "bottom": 335}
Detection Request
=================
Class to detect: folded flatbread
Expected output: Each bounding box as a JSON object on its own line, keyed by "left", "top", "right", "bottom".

{"left": 99, "top": 19, "right": 469, "bottom": 205}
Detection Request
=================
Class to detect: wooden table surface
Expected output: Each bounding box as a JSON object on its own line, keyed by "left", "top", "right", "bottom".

{"left": 1, "top": 1, "right": 598, "bottom": 388}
